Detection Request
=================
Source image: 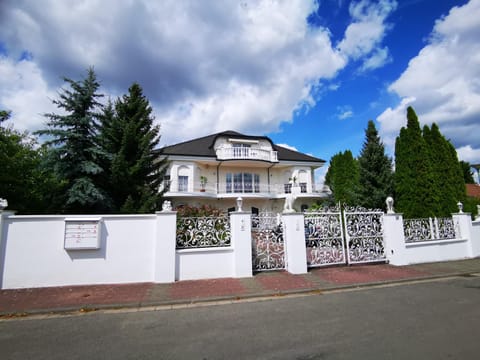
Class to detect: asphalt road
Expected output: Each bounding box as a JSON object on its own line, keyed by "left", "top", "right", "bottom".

{"left": 1, "top": 276, "right": 480, "bottom": 360}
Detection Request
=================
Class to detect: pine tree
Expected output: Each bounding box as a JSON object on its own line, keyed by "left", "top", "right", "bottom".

{"left": 35, "top": 67, "right": 106, "bottom": 213}
{"left": 99, "top": 83, "right": 168, "bottom": 213}
{"left": 357, "top": 120, "right": 394, "bottom": 210}
{"left": 394, "top": 107, "right": 437, "bottom": 218}
{"left": 325, "top": 150, "right": 359, "bottom": 205}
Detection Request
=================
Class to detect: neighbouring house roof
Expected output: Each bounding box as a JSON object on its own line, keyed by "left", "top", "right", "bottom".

{"left": 160, "top": 130, "right": 326, "bottom": 163}
{"left": 466, "top": 184, "right": 480, "bottom": 199}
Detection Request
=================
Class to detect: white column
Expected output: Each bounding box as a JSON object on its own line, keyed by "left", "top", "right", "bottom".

{"left": 0, "top": 210, "right": 15, "bottom": 289}
{"left": 452, "top": 212, "right": 476, "bottom": 257}
{"left": 282, "top": 212, "right": 307, "bottom": 274}
{"left": 230, "top": 212, "right": 253, "bottom": 278}
{"left": 383, "top": 213, "right": 408, "bottom": 266}
{"left": 154, "top": 211, "right": 177, "bottom": 283}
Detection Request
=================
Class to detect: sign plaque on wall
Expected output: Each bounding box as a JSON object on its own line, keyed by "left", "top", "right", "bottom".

{"left": 64, "top": 218, "right": 102, "bottom": 250}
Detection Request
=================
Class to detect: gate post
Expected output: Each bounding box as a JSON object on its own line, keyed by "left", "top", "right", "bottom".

{"left": 452, "top": 211, "right": 476, "bottom": 257}
{"left": 383, "top": 213, "right": 408, "bottom": 266}
{"left": 230, "top": 211, "right": 253, "bottom": 278}
{"left": 154, "top": 210, "right": 177, "bottom": 283}
{"left": 282, "top": 213, "right": 307, "bottom": 274}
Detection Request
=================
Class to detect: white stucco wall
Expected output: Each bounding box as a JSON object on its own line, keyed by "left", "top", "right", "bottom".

{"left": 1, "top": 215, "right": 157, "bottom": 289}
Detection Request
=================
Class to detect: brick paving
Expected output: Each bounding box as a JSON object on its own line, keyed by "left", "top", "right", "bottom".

{"left": 1, "top": 258, "right": 480, "bottom": 316}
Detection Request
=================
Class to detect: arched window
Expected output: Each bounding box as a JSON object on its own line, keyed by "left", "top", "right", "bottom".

{"left": 178, "top": 166, "right": 189, "bottom": 192}
{"left": 298, "top": 170, "right": 308, "bottom": 193}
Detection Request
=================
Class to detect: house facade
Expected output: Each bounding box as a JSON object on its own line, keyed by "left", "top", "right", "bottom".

{"left": 160, "top": 131, "right": 329, "bottom": 213}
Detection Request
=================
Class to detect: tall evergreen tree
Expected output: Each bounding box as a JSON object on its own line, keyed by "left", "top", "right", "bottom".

{"left": 35, "top": 67, "right": 107, "bottom": 213}
{"left": 423, "top": 123, "right": 465, "bottom": 216}
{"left": 394, "top": 107, "right": 437, "bottom": 218}
{"left": 99, "top": 83, "right": 168, "bottom": 213}
{"left": 357, "top": 120, "right": 394, "bottom": 209}
{"left": 325, "top": 150, "right": 359, "bottom": 205}
{"left": 460, "top": 161, "right": 475, "bottom": 184}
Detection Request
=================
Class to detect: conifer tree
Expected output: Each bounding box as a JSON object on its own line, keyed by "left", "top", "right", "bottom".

{"left": 423, "top": 123, "right": 465, "bottom": 216}
{"left": 325, "top": 150, "right": 359, "bottom": 205}
{"left": 99, "top": 83, "right": 168, "bottom": 213}
{"left": 460, "top": 161, "right": 475, "bottom": 184}
{"left": 357, "top": 120, "right": 394, "bottom": 209}
{"left": 36, "top": 68, "right": 107, "bottom": 213}
{"left": 394, "top": 107, "right": 437, "bottom": 218}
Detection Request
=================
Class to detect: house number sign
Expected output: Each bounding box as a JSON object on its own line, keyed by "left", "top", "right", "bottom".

{"left": 64, "top": 218, "right": 102, "bottom": 250}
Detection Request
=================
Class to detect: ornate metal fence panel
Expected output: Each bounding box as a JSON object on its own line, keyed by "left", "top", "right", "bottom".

{"left": 251, "top": 213, "right": 285, "bottom": 271}
{"left": 404, "top": 217, "right": 458, "bottom": 243}
{"left": 304, "top": 206, "right": 346, "bottom": 267}
{"left": 176, "top": 216, "right": 231, "bottom": 249}
{"left": 343, "top": 205, "right": 386, "bottom": 264}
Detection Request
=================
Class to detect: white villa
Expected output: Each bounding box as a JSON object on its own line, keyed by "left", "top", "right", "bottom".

{"left": 160, "top": 131, "right": 330, "bottom": 214}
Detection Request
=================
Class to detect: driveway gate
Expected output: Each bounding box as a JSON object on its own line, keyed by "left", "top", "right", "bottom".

{"left": 304, "top": 205, "right": 386, "bottom": 267}
{"left": 251, "top": 213, "right": 285, "bottom": 271}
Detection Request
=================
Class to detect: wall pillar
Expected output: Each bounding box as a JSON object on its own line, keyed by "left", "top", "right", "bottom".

{"left": 452, "top": 212, "right": 476, "bottom": 257}
{"left": 282, "top": 212, "right": 307, "bottom": 274}
{"left": 230, "top": 212, "right": 253, "bottom": 278}
{"left": 0, "top": 210, "right": 15, "bottom": 289}
{"left": 383, "top": 213, "right": 408, "bottom": 266}
{"left": 154, "top": 211, "right": 177, "bottom": 283}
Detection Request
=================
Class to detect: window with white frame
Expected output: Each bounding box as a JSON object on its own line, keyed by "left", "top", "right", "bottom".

{"left": 178, "top": 166, "right": 189, "bottom": 192}
{"left": 226, "top": 172, "right": 260, "bottom": 193}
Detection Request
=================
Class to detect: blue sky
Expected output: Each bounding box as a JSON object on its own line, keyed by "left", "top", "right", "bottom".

{"left": 1, "top": 0, "right": 479, "bottom": 181}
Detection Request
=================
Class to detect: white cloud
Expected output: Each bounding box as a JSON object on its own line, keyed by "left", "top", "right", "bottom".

{"left": 0, "top": 0, "right": 395, "bottom": 145}
{"left": 337, "top": 0, "right": 397, "bottom": 64}
{"left": 336, "top": 105, "right": 354, "bottom": 120}
{"left": 377, "top": 0, "right": 480, "bottom": 163}
{"left": 456, "top": 145, "right": 480, "bottom": 164}
{"left": 360, "top": 47, "right": 392, "bottom": 71}
{"left": 0, "top": 57, "right": 58, "bottom": 131}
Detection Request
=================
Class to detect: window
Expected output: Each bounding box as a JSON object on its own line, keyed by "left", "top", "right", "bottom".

{"left": 178, "top": 176, "right": 188, "bottom": 192}
{"left": 178, "top": 166, "right": 189, "bottom": 192}
{"left": 226, "top": 172, "right": 260, "bottom": 193}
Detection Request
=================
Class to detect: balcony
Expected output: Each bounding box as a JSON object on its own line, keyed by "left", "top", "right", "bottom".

{"left": 216, "top": 147, "right": 278, "bottom": 162}
{"left": 163, "top": 181, "right": 329, "bottom": 197}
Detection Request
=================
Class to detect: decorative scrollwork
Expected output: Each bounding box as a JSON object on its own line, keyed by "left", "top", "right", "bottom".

{"left": 342, "top": 204, "right": 383, "bottom": 213}
{"left": 176, "top": 216, "right": 231, "bottom": 249}
{"left": 343, "top": 209, "right": 386, "bottom": 263}
{"left": 252, "top": 215, "right": 285, "bottom": 271}
{"left": 304, "top": 213, "right": 346, "bottom": 266}
{"left": 404, "top": 217, "right": 457, "bottom": 243}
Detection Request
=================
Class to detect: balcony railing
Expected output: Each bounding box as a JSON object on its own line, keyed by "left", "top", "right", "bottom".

{"left": 164, "top": 182, "right": 329, "bottom": 196}
{"left": 216, "top": 147, "right": 278, "bottom": 162}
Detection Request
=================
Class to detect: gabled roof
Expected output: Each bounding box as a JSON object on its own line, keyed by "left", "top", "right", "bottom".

{"left": 160, "top": 130, "right": 325, "bottom": 163}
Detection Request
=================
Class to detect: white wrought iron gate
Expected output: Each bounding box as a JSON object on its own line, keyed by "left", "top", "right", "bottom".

{"left": 304, "top": 207, "right": 346, "bottom": 267}
{"left": 251, "top": 213, "right": 285, "bottom": 271}
{"left": 342, "top": 206, "right": 386, "bottom": 264}
{"left": 304, "top": 205, "right": 386, "bottom": 267}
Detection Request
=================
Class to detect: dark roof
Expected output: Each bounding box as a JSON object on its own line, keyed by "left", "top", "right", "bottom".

{"left": 161, "top": 130, "right": 325, "bottom": 163}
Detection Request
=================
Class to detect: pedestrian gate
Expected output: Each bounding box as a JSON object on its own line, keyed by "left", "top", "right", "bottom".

{"left": 251, "top": 213, "right": 285, "bottom": 271}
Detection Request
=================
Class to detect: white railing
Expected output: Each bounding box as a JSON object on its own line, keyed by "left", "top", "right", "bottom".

{"left": 403, "top": 217, "right": 458, "bottom": 243}
{"left": 216, "top": 147, "right": 278, "bottom": 162}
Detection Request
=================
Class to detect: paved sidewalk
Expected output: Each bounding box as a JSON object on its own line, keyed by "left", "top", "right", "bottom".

{"left": 1, "top": 258, "right": 480, "bottom": 317}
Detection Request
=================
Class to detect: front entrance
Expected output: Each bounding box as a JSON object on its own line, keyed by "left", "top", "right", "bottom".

{"left": 251, "top": 213, "right": 285, "bottom": 271}
{"left": 305, "top": 204, "right": 386, "bottom": 267}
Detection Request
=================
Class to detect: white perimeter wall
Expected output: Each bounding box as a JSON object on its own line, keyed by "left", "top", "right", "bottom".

{"left": 1, "top": 215, "right": 157, "bottom": 289}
